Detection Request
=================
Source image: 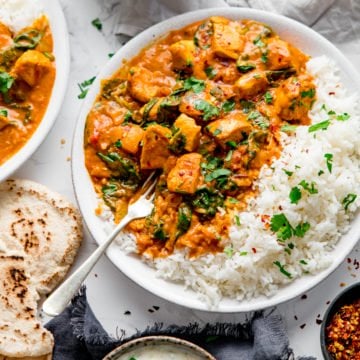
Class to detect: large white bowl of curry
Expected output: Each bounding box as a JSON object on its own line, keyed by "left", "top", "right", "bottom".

{"left": 72, "top": 8, "right": 360, "bottom": 312}
{"left": 0, "top": 0, "right": 69, "bottom": 182}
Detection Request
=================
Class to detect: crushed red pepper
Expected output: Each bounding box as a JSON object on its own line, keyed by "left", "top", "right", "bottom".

{"left": 326, "top": 299, "right": 360, "bottom": 359}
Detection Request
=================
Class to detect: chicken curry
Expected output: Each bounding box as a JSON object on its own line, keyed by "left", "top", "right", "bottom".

{"left": 85, "top": 17, "right": 316, "bottom": 258}
{"left": 0, "top": 15, "right": 55, "bottom": 165}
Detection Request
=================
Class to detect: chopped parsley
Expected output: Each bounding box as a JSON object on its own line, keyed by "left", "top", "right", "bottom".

{"left": 336, "top": 112, "right": 350, "bottom": 121}
{"left": 194, "top": 99, "right": 219, "bottom": 121}
{"left": 273, "top": 261, "right": 292, "bottom": 278}
{"left": 213, "top": 128, "right": 222, "bottom": 136}
{"left": 283, "top": 169, "right": 293, "bottom": 177}
{"left": 204, "top": 168, "right": 231, "bottom": 182}
{"left": 239, "top": 251, "right": 248, "bottom": 256}
{"left": 224, "top": 245, "right": 234, "bottom": 257}
{"left": 236, "top": 63, "right": 256, "bottom": 73}
{"left": 183, "top": 76, "right": 205, "bottom": 93}
{"left": 247, "top": 111, "right": 269, "bottom": 129}
{"left": 293, "top": 222, "right": 310, "bottom": 237}
{"left": 280, "top": 124, "right": 297, "bottom": 133}
{"left": 300, "top": 88, "right": 316, "bottom": 98}
{"left": 234, "top": 215, "right": 241, "bottom": 226}
{"left": 0, "top": 71, "right": 14, "bottom": 94}
{"left": 108, "top": 52, "right": 115, "bottom": 58}
{"left": 221, "top": 99, "right": 235, "bottom": 113}
{"left": 114, "top": 140, "right": 122, "bottom": 148}
{"left": 0, "top": 109, "right": 8, "bottom": 117}
{"left": 289, "top": 186, "right": 302, "bottom": 204}
{"left": 228, "top": 197, "right": 239, "bottom": 204}
{"left": 101, "top": 183, "right": 117, "bottom": 196}
{"left": 91, "top": 18, "right": 102, "bottom": 31}
{"left": 324, "top": 153, "right": 333, "bottom": 173}
{"left": 78, "top": 76, "right": 96, "bottom": 99}
{"left": 205, "top": 66, "right": 217, "bottom": 79}
{"left": 342, "top": 193, "right": 357, "bottom": 211}
{"left": 225, "top": 150, "right": 233, "bottom": 162}
{"left": 176, "top": 204, "right": 192, "bottom": 239}
{"left": 226, "top": 140, "right": 237, "bottom": 149}
{"left": 264, "top": 91, "right": 273, "bottom": 104}
{"left": 270, "top": 213, "right": 310, "bottom": 241}
{"left": 318, "top": 170, "right": 324, "bottom": 176}
{"left": 253, "top": 35, "right": 265, "bottom": 47}
{"left": 299, "top": 180, "right": 318, "bottom": 194}
{"left": 308, "top": 120, "right": 330, "bottom": 133}
{"left": 299, "top": 259, "right": 308, "bottom": 265}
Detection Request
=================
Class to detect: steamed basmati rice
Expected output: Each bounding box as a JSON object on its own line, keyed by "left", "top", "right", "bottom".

{"left": 104, "top": 56, "right": 360, "bottom": 306}
{"left": 0, "top": 0, "right": 43, "bottom": 33}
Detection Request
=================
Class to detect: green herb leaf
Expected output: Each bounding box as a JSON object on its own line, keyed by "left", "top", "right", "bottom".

{"left": 0, "top": 72, "right": 14, "bottom": 94}
{"left": 213, "top": 128, "right": 222, "bottom": 136}
{"left": 239, "top": 251, "right": 247, "bottom": 256}
{"left": 283, "top": 169, "right": 293, "bottom": 176}
{"left": 228, "top": 197, "right": 239, "bottom": 204}
{"left": 300, "top": 259, "right": 308, "bottom": 265}
{"left": 78, "top": 76, "right": 96, "bottom": 99}
{"left": 318, "top": 170, "right": 324, "bottom": 176}
{"left": 205, "top": 168, "right": 232, "bottom": 182}
{"left": 273, "top": 261, "right": 292, "bottom": 278}
{"left": 176, "top": 204, "right": 192, "bottom": 238}
{"left": 0, "top": 109, "right": 8, "bottom": 117}
{"left": 270, "top": 213, "right": 293, "bottom": 241}
{"left": 225, "top": 150, "right": 233, "bottom": 162}
{"left": 289, "top": 186, "right": 302, "bottom": 204}
{"left": 108, "top": 52, "right": 115, "bottom": 58}
{"left": 247, "top": 111, "right": 269, "bottom": 129}
{"left": 101, "top": 183, "right": 117, "bottom": 196}
{"left": 194, "top": 99, "right": 219, "bottom": 121}
{"left": 324, "top": 153, "right": 333, "bottom": 173}
{"left": 299, "top": 180, "right": 318, "bottom": 194}
{"left": 336, "top": 112, "right": 350, "bottom": 121}
{"left": 224, "top": 245, "right": 234, "bottom": 257}
{"left": 234, "top": 215, "right": 241, "bottom": 226}
{"left": 342, "top": 193, "right": 357, "bottom": 211}
{"left": 205, "top": 66, "right": 217, "bottom": 79}
{"left": 153, "top": 223, "right": 168, "bottom": 241}
{"left": 222, "top": 99, "right": 235, "bottom": 113}
{"left": 240, "top": 100, "right": 255, "bottom": 114}
{"left": 281, "top": 124, "right": 297, "bottom": 133}
{"left": 236, "top": 63, "right": 256, "bottom": 73}
{"left": 226, "top": 140, "right": 237, "bottom": 149}
{"left": 301, "top": 88, "right": 316, "bottom": 98}
{"left": 253, "top": 35, "right": 265, "bottom": 47}
{"left": 184, "top": 76, "right": 206, "bottom": 93}
{"left": 114, "top": 140, "right": 122, "bottom": 148}
{"left": 13, "top": 29, "right": 43, "bottom": 49}
{"left": 91, "top": 18, "right": 102, "bottom": 31}
{"left": 264, "top": 91, "right": 273, "bottom": 104}
{"left": 293, "top": 222, "right": 310, "bottom": 237}
{"left": 308, "top": 120, "right": 330, "bottom": 133}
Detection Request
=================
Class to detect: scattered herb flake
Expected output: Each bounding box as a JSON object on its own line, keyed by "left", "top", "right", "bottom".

{"left": 281, "top": 124, "right": 297, "bottom": 133}
{"left": 300, "top": 259, "right": 308, "bottom": 265}
{"left": 264, "top": 91, "right": 273, "bottom": 104}
{"left": 318, "top": 170, "right": 324, "bottom": 176}
{"left": 283, "top": 169, "right": 293, "bottom": 177}
{"left": 299, "top": 180, "right": 318, "bottom": 194}
{"left": 239, "top": 251, "right": 248, "bottom": 256}
{"left": 0, "top": 109, "right": 8, "bottom": 117}
{"left": 78, "top": 76, "right": 96, "bottom": 99}
{"left": 184, "top": 76, "right": 205, "bottom": 93}
{"left": 0, "top": 72, "right": 14, "bottom": 94}
{"left": 324, "top": 153, "right": 333, "bottom": 173}
{"left": 205, "top": 66, "right": 217, "bottom": 79}
{"left": 91, "top": 18, "right": 102, "bottom": 31}
{"left": 342, "top": 193, "right": 357, "bottom": 211}
{"left": 289, "top": 186, "right": 302, "bottom": 204}
{"left": 228, "top": 197, "right": 239, "bottom": 204}
{"left": 194, "top": 99, "right": 219, "bottom": 121}
{"left": 293, "top": 222, "right": 310, "bottom": 237}
{"left": 301, "top": 88, "right": 316, "bottom": 98}
{"left": 253, "top": 35, "right": 265, "bottom": 47}
{"left": 234, "top": 215, "right": 241, "bottom": 226}
{"left": 222, "top": 99, "right": 235, "bottom": 113}
{"left": 225, "top": 150, "right": 233, "bottom": 162}
{"left": 224, "top": 245, "right": 234, "bottom": 257}
{"left": 226, "top": 140, "right": 237, "bottom": 149}
{"left": 336, "top": 112, "right": 350, "bottom": 121}
{"left": 237, "top": 63, "right": 256, "bottom": 73}
{"left": 273, "top": 261, "right": 292, "bottom": 278}
{"left": 108, "top": 52, "right": 115, "bottom": 58}
{"left": 213, "top": 128, "right": 222, "bottom": 136}
{"left": 308, "top": 120, "right": 330, "bottom": 133}
{"left": 114, "top": 140, "right": 122, "bottom": 148}
{"left": 270, "top": 213, "right": 293, "bottom": 241}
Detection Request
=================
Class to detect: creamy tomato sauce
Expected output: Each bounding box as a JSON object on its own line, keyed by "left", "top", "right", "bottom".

{"left": 0, "top": 15, "right": 55, "bottom": 165}
{"left": 84, "top": 17, "right": 315, "bottom": 259}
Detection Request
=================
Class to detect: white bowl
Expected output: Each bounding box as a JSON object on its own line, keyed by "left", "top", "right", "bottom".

{"left": 72, "top": 8, "right": 360, "bottom": 312}
{"left": 0, "top": 0, "right": 70, "bottom": 182}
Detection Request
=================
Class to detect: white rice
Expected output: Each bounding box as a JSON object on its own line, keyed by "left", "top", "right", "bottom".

{"left": 0, "top": 0, "right": 43, "bottom": 33}
{"left": 103, "top": 56, "right": 360, "bottom": 307}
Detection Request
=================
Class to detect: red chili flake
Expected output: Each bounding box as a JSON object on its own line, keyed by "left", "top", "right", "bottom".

{"left": 329, "top": 92, "right": 335, "bottom": 95}
{"left": 301, "top": 294, "right": 307, "bottom": 300}
{"left": 252, "top": 247, "right": 257, "bottom": 253}
{"left": 347, "top": 258, "right": 352, "bottom": 263}
{"left": 300, "top": 323, "right": 306, "bottom": 329}
{"left": 261, "top": 214, "right": 270, "bottom": 223}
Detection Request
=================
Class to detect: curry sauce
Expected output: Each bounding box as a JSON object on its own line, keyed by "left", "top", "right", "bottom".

{"left": 84, "top": 17, "right": 316, "bottom": 258}
{"left": 0, "top": 15, "right": 55, "bottom": 165}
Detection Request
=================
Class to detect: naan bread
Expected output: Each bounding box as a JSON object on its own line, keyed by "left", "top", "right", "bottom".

{"left": 0, "top": 179, "right": 82, "bottom": 359}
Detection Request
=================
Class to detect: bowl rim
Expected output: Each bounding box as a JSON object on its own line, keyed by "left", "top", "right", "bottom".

{"left": 102, "top": 335, "right": 216, "bottom": 360}
{"left": 0, "top": 0, "right": 70, "bottom": 182}
{"left": 72, "top": 7, "right": 360, "bottom": 313}
{"left": 320, "top": 281, "right": 360, "bottom": 359}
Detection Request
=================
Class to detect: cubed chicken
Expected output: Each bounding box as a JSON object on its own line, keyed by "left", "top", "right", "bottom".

{"left": 234, "top": 71, "right": 268, "bottom": 98}
{"left": 174, "top": 114, "right": 201, "bottom": 152}
{"left": 212, "top": 21, "right": 244, "bottom": 60}
{"left": 169, "top": 40, "right": 196, "bottom": 70}
{"left": 128, "top": 66, "right": 174, "bottom": 103}
{"left": 266, "top": 39, "right": 292, "bottom": 70}
{"left": 12, "top": 50, "right": 52, "bottom": 87}
{"left": 108, "top": 124, "right": 144, "bottom": 154}
{"left": 206, "top": 112, "right": 252, "bottom": 148}
{"left": 140, "top": 124, "right": 171, "bottom": 169}
{"left": 167, "top": 153, "right": 202, "bottom": 194}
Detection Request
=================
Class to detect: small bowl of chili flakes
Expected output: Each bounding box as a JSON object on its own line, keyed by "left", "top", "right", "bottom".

{"left": 320, "top": 282, "right": 360, "bottom": 359}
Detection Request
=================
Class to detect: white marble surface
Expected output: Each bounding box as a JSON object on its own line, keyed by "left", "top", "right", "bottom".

{"left": 14, "top": 0, "right": 360, "bottom": 357}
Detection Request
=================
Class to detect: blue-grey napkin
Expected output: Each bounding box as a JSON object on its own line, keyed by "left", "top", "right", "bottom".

{"left": 45, "top": 288, "right": 316, "bottom": 360}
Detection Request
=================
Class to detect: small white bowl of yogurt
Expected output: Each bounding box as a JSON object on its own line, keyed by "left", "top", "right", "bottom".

{"left": 103, "top": 336, "right": 216, "bottom": 360}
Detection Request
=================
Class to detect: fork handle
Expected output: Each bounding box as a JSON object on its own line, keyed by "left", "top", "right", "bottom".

{"left": 42, "top": 215, "right": 131, "bottom": 317}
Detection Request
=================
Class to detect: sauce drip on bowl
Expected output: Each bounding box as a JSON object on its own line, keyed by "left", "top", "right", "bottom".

{"left": 0, "top": 15, "right": 56, "bottom": 165}
{"left": 84, "top": 17, "right": 315, "bottom": 258}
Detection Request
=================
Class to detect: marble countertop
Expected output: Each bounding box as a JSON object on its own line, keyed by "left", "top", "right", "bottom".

{"left": 14, "top": 0, "right": 359, "bottom": 357}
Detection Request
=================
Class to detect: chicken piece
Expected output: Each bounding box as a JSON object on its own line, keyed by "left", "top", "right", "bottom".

{"left": 108, "top": 124, "right": 144, "bottom": 154}
{"left": 167, "top": 153, "right": 202, "bottom": 194}
{"left": 170, "top": 40, "right": 196, "bottom": 70}
{"left": 266, "top": 39, "right": 292, "bottom": 70}
{"left": 206, "top": 112, "right": 252, "bottom": 148}
{"left": 174, "top": 114, "right": 201, "bottom": 152}
{"left": 12, "top": 50, "right": 52, "bottom": 87}
{"left": 128, "top": 66, "right": 173, "bottom": 103}
{"left": 234, "top": 71, "right": 268, "bottom": 98}
{"left": 212, "top": 21, "right": 244, "bottom": 60}
{"left": 140, "top": 124, "right": 171, "bottom": 169}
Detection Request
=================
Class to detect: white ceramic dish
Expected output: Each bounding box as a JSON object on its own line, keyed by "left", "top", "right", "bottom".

{"left": 72, "top": 8, "right": 360, "bottom": 312}
{"left": 0, "top": 0, "right": 70, "bottom": 182}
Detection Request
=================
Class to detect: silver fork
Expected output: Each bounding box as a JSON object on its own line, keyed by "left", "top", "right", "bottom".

{"left": 42, "top": 172, "right": 157, "bottom": 317}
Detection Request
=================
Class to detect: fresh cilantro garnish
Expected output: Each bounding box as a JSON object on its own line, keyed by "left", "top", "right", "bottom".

{"left": 228, "top": 197, "right": 239, "bottom": 204}
{"left": 194, "top": 99, "right": 219, "bottom": 121}
{"left": 300, "top": 259, "right": 308, "bottom": 265}
{"left": 239, "top": 251, "right": 247, "bottom": 256}
{"left": 237, "top": 63, "right": 256, "bottom": 73}
{"left": 289, "top": 186, "right": 302, "bottom": 204}
{"left": 301, "top": 88, "right": 316, "bottom": 98}
{"left": 213, "top": 128, "right": 222, "bottom": 136}
{"left": 221, "top": 99, "right": 235, "bottom": 113}
{"left": 101, "top": 183, "right": 117, "bottom": 196}
{"left": 0, "top": 109, "right": 8, "bottom": 117}
{"left": 205, "top": 66, "right": 217, "bottom": 79}
{"left": 0, "top": 72, "right": 14, "bottom": 94}
{"left": 224, "top": 150, "right": 233, "bottom": 162}
{"left": 247, "top": 111, "right": 269, "bottom": 129}
{"left": 264, "top": 91, "right": 273, "bottom": 104}
{"left": 308, "top": 120, "right": 330, "bottom": 133}
{"left": 318, "top": 170, "right": 324, "bottom": 176}
{"left": 78, "top": 76, "right": 96, "bottom": 99}
{"left": 299, "top": 180, "right": 318, "bottom": 194}
{"left": 261, "top": 51, "right": 268, "bottom": 63}
{"left": 224, "top": 245, "right": 234, "bottom": 257}
{"left": 253, "top": 35, "right": 265, "bottom": 47}
{"left": 184, "top": 76, "right": 205, "bottom": 93}
{"left": 328, "top": 110, "right": 336, "bottom": 115}
{"left": 234, "top": 215, "right": 241, "bottom": 226}
{"left": 108, "top": 52, "right": 115, "bottom": 58}
{"left": 226, "top": 140, "right": 237, "bottom": 149}
{"left": 114, "top": 140, "right": 122, "bottom": 148}
{"left": 205, "top": 168, "right": 231, "bottom": 182}
{"left": 283, "top": 169, "right": 293, "bottom": 176}
{"left": 336, "top": 112, "right": 350, "bottom": 121}
{"left": 91, "top": 18, "right": 102, "bottom": 31}
{"left": 273, "top": 261, "right": 292, "bottom": 278}
{"left": 324, "top": 153, "right": 333, "bottom": 173}
{"left": 240, "top": 100, "right": 255, "bottom": 114}
{"left": 281, "top": 124, "right": 297, "bottom": 133}
{"left": 342, "top": 193, "right": 357, "bottom": 211}
{"left": 270, "top": 213, "right": 310, "bottom": 241}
